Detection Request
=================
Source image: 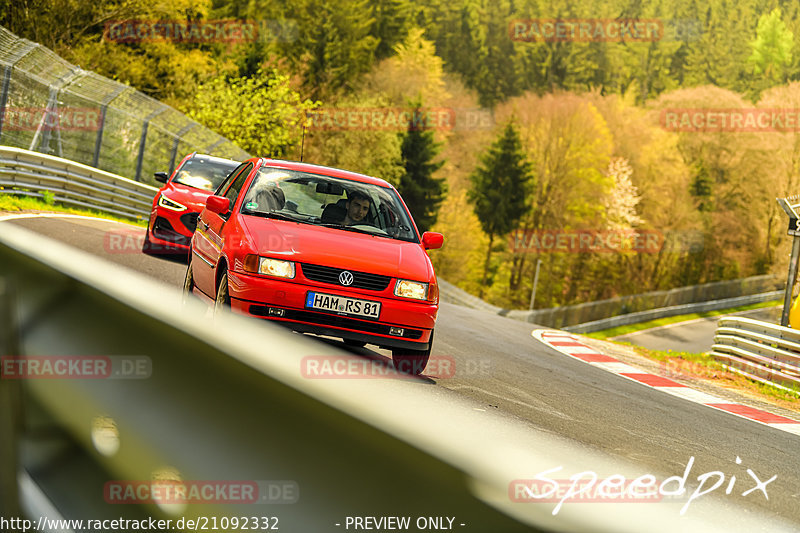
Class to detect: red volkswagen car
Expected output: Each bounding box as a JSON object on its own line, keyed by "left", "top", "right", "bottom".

{"left": 184, "top": 158, "right": 444, "bottom": 374}
{"left": 143, "top": 153, "right": 240, "bottom": 254}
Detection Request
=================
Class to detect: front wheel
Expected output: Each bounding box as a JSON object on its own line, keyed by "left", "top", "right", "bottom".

{"left": 391, "top": 330, "right": 433, "bottom": 376}
{"left": 182, "top": 260, "right": 195, "bottom": 303}
{"left": 214, "top": 270, "right": 231, "bottom": 316}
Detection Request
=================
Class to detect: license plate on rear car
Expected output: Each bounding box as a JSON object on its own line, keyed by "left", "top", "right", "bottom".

{"left": 305, "top": 292, "right": 381, "bottom": 319}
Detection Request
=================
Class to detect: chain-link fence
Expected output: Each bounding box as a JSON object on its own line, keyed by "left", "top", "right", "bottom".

{"left": 0, "top": 25, "right": 250, "bottom": 187}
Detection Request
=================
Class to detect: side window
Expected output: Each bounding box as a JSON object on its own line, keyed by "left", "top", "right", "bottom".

{"left": 215, "top": 162, "right": 250, "bottom": 197}
{"left": 223, "top": 163, "right": 252, "bottom": 207}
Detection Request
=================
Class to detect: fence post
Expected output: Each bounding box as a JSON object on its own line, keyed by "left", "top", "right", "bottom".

{"left": 92, "top": 85, "right": 129, "bottom": 169}
{"left": 0, "top": 41, "right": 37, "bottom": 142}
{"left": 169, "top": 123, "right": 196, "bottom": 173}
{"left": 134, "top": 106, "right": 167, "bottom": 182}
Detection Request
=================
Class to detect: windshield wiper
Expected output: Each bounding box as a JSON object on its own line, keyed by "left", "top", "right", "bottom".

{"left": 243, "top": 210, "right": 302, "bottom": 223}
{"left": 317, "top": 223, "right": 397, "bottom": 238}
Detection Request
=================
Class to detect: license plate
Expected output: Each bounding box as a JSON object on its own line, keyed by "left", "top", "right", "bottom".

{"left": 305, "top": 291, "right": 381, "bottom": 319}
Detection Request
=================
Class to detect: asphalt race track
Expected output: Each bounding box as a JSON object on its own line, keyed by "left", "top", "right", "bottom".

{"left": 4, "top": 213, "right": 800, "bottom": 531}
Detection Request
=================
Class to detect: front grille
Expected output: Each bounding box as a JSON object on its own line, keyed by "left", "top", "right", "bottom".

{"left": 153, "top": 217, "right": 191, "bottom": 246}
{"left": 300, "top": 263, "right": 391, "bottom": 291}
{"left": 180, "top": 212, "right": 199, "bottom": 232}
{"left": 249, "top": 305, "right": 423, "bottom": 339}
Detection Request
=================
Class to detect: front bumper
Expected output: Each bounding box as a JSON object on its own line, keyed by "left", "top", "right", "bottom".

{"left": 227, "top": 270, "right": 436, "bottom": 350}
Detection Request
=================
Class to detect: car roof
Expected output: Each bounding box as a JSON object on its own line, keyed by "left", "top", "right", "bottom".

{"left": 189, "top": 153, "right": 240, "bottom": 166}
{"left": 257, "top": 158, "right": 394, "bottom": 188}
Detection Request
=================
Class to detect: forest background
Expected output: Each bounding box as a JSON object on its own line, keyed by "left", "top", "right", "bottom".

{"left": 3, "top": 0, "right": 799, "bottom": 309}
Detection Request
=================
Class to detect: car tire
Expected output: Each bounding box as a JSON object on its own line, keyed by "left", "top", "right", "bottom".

{"left": 182, "top": 260, "right": 195, "bottom": 302}
{"left": 214, "top": 270, "right": 231, "bottom": 315}
{"left": 391, "top": 330, "right": 433, "bottom": 376}
{"left": 142, "top": 230, "right": 153, "bottom": 254}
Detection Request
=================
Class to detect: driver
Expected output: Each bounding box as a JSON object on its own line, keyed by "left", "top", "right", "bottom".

{"left": 343, "top": 190, "right": 371, "bottom": 225}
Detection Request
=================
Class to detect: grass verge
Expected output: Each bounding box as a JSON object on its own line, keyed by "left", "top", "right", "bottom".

{"left": 0, "top": 192, "right": 147, "bottom": 227}
{"left": 586, "top": 299, "right": 781, "bottom": 340}
{"left": 614, "top": 342, "right": 800, "bottom": 410}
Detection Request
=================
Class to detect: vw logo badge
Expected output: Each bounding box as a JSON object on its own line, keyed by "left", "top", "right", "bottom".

{"left": 339, "top": 271, "right": 354, "bottom": 286}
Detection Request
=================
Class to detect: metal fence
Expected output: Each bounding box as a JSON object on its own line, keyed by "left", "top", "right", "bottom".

{"left": 712, "top": 317, "right": 800, "bottom": 393}
{"left": 0, "top": 25, "right": 249, "bottom": 186}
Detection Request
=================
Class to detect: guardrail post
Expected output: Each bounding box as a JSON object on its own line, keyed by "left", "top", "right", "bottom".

{"left": 782, "top": 237, "right": 800, "bottom": 327}
{"left": 0, "top": 278, "right": 22, "bottom": 517}
{"left": 777, "top": 196, "right": 800, "bottom": 326}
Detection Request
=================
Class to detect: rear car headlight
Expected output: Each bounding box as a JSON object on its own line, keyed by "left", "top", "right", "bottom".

{"left": 158, "top": 194, "right": 187, "bottom": 212}
{"left": 394, "top": 279, "right": 428, "bottom": 300}
{"left": 244, "top": 255, "right": 295, "bottom": 279}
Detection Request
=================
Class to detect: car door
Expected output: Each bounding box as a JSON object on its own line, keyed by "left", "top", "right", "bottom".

{"left": 193, "top": 162, "right": 253, "bottom": 296}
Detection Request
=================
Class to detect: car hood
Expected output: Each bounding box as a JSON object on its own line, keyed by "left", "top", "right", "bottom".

{"left": 240, "top": 216, "right": 434, "bottom": 281}
{"left": 163, "top": 182, "right": 213, "bottom": 210}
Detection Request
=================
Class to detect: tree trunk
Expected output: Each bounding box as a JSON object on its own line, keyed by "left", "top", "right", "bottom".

{"left": 480, "top": 232, "right": 495, "bottom": 299}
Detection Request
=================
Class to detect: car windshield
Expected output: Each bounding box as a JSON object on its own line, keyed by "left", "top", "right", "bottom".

{"left": 240, "top": 167, "right": 419, "bottom": 243}
{"left": 173, "top": 157, "right": 239, "bottom": 192}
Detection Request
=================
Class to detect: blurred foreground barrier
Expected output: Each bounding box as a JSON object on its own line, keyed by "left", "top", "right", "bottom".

{"left": 0, "top": 223, "right": 790, "bottom": 533}
{"left": 712, "top": 317, "right": 800, "bottom": 393}
{"left": 0, "top": 145, "right": 156, "bottom": 220}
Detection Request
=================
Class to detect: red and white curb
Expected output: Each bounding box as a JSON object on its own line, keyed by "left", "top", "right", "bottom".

{"left": 532, "top": 329, "right": 800, "bottom": 437}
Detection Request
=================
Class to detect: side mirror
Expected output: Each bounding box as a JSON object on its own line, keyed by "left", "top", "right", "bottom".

{"left": 421, "top": 232, "right": 444, "bottom": 250}
{"left": 154, "top": 171, "right": 169, "bottom": 183}
{"left": 206, "top": 195, "right": 230, "bottom": 215}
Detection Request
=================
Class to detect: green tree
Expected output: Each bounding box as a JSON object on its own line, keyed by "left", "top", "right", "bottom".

{"left": 468, "top": 120, "right": 533, "bottom": 297}
{"left": 183, "top": 67, "right": 318, "bottom": 157}
{"left": 397, "top": 111, "right": 446, "bottom": 233}
{"left": 749, "top": 8, "right": 794, "bottom": 85}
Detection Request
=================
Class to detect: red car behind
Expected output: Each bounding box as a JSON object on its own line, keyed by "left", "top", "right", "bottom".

{"left": 184, "top": 158, "right": 444, "bottom": 374}
{"left": 144, "top": 153, "right": 240, "bottom": 254}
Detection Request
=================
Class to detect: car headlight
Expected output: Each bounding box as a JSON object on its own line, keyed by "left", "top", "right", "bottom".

{"left": 394, "top": 279, "right": 428, "bottom": 300}
{"left": 244, "top": 255, "right": 295, "bottom": 279}
{"left": 158, "top": 194, "right": 187, "bottom": 212}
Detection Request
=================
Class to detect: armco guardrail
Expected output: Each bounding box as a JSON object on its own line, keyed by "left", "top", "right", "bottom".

{"left": 504, "top": 275, "right": 783, "bottom": 329}
{"left": 0, "top": 145, "right": 156, "bottom": 220}
{"left": 712, "top": 317, "right": 800, "bottom": 392}
{"left": 564, "top": 291, "right": 783, "bottom": 334}
{"left": 0, "top": 223, "right": 781, "bottom": 533}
